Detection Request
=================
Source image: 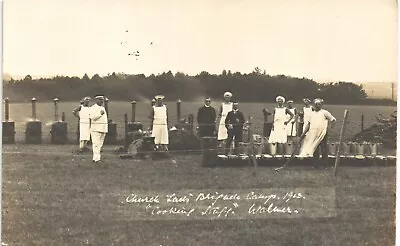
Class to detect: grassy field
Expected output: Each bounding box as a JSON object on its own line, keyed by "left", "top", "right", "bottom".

{"left": 4, "top": 101, "right": 397, "bottom": 143}
{"left": 2, "top": 144, "right": 396, "bottom": 246}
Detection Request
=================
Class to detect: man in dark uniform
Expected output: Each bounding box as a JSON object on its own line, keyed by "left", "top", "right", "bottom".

{"left": 225, "top": 102, "right": 245, "bottom": 154}
{"left": 197, "top": 97, "right": 217, "bottom": 137}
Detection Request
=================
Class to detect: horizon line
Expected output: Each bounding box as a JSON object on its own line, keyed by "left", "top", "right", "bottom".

{"left": 2, "top": 72, "right": 397, "bottom": 84}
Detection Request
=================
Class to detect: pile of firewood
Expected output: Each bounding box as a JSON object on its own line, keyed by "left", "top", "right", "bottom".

{"left": 352, "top": 111, "right": 397, "bottom": 148}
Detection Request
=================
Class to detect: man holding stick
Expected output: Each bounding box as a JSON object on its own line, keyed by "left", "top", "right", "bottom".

{"left": 299, "top": 98, "right": 336, "bottom": 166}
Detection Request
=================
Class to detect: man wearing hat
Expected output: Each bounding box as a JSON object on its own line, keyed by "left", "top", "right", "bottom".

{"left": 89, "top": 95, "right": 108, "bottom": 163}
{"left": 197, "top": 97, "right": 217, "bottom": 137}
{"left": 73, "top": 97, "right": 92, "bottom": 152}
{"left": 217, "top": 92, "right": 234, "bottom": 145}
{"left": 150, "top": 95, "right": 169, "bottom": 151}
{"left": 299, "top": 98, "right": 336, "bottom": 166}
{"left": 224, "top": 102, "right": 245, "bottom": 154}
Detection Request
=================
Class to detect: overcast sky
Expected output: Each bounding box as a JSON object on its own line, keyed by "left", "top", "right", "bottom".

{"left": 3, "top": 0, "right": 398, "bottom": 83}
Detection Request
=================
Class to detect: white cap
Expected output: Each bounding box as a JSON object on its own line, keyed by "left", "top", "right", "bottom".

{"left": 155, "top": 95, "right": 165, "bottom": 100}
{"left": 223, "top": 92, "right": 232, "bottom": 97}
{"left": 95, "top": 95, "right": 104, "bottom": 99}
{"left": 276, "top": 96, "right": 285, "bottom": 103}
{"left": 314, "top": 98, "right": 324, "bottom": 104}
{"left": 287, "top": 100, "right": 294, "bottom": 104}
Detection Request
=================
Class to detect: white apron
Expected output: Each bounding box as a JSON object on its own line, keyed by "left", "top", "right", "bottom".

{"left": 217, "top": 102, "right": 233, "bottom": 140}
{"left": 302, "top": 106, "right": 313, "bottom": 132}
{"left": 286, "top": 108, "right": 297, "bottom": 137}
{"left": 268, "top": 107, "right": 288, "bottom": 143}
{"left": 299, "top": 109, "right": 335, "bottom": 157}
{"left": 79, "top": 106, "right": 91, "bottom": 141}
{"left": 152, "top": 105, "right": 169, "bottom": 144}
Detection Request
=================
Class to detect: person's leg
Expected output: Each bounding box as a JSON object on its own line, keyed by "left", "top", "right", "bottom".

{"left": 225, "top": 131, "right": 234, "bottom": 155}
{"left": 234, "top": 129, "right": 243, "bottom": 155}
{"left": 98, "top": 132, "right": 106, "bottom": 160}
{"left": 320, "top": 134, "right": 329, "bottom": 166}
{"left": 79, "top": 140, "right": 85, "bottom": 151}
{"left": 91, "top": 131, "right": 100, "bottom": 162}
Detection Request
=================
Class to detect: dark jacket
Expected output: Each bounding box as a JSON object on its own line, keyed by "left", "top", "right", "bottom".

{"left": 225, "top": 110, "right": 245, "bottom": 129}
{"left": 197, "top": 105, "right": 216, "bottom": 124}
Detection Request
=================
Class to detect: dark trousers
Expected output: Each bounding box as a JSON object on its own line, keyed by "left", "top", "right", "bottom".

{"left": 198, "top": 125, "right": 215, "bottom": 137}
{"left": 225, "top": 128, "right": 243, "bottom": 154}
{"left": 313, "top": 134, "right": 328, "bottom": 164}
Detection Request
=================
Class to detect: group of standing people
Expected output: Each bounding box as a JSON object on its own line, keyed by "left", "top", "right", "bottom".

{"left": 267, "top": 95, "right": 336, "bottom": 164}
{"left": 73, "top": 92, "right": 336, "bottom": 165}
{"left": 73, "top": 95, "right": 108, "bottom": 163}
{"left": 196, "top": 92, "right": 336, "bottom": 164}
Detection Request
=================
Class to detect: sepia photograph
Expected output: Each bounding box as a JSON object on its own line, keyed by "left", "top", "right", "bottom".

{"left": 2, "top": 0, "right": 398, "bottom": 245}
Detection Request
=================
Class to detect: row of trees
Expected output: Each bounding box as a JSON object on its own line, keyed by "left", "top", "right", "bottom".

{"left": 3, "top": 68, "right": 388, "bottom": 105}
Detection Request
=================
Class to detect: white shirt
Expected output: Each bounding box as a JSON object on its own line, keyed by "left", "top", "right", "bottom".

{"left": 309, "top": 109, "right": 335, "bottom": 131}
{"left": 79, "top": 106, "right": 91, "bottom": 124}
{"left": 153, "top": 105, "right": 167, "bottom": 125}
{"left": 90, "top": 104, "right": 108, "bottom": 133}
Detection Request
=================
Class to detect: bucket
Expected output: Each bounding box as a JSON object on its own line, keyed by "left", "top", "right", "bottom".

{"left": 369, "top": 143, "right": 383, "bottom": 156}
{"left": 285, "top": 142, "right": 295, "bottom": 155}
{"left": 356, "top": 143, "right": 364, "bottom": 155}
{"left": 327, "top": 142, "right": 338, "bottom": 155}
{"left": 255, "top": 143, "right": 263, "bottom": 155}
{"left": 341, "top": 142, "right": 351, "bottom": 155}
{"left": 269, "top": 143, "right": 277, "bottom": 156}
{"left": 348, "top": 142, "right": 358, "bottom": 155}
{"left": 238, "top": 142, "right": 249, "bottom": 155}
{"left": 362, "top": 142, "right": 371, "bottom": 155}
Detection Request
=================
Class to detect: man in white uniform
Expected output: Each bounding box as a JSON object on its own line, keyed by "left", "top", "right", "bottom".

{"left": 90, "top": 95, "right": 108, "bottom": 163}
{"left": 150, "top": 95, "right": 169, "bottom": 151}
{"left": 217, "top": 92, "right": 234, "bottom": 147}
{"left": 299, "top": 98, "right": 336, "bottom": 166}
{"left": 73, "top": 97, "right": 91, "bottom": 152}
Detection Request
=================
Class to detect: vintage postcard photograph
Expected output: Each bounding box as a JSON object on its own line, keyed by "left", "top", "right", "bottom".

{"left": 2, "top": 0, "right": 398, "bottom": 245}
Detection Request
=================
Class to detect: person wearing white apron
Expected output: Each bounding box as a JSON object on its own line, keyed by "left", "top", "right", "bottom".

{"left": 299, "top": 98, "right": 336, "bottom": 166}
{"left": 268, "top": 96, "right": 294, "bottom": 154}
{"left": 302, "top": 98, "right": 313, "bottom": 133}
{"left": 72, "top": 97, "right": 91, "bottom": 152}
{"left": 285, "top": 100, "right": 297, "bottom": 139}
{"left": 151, "top": 95, "right": 169, "bottom": 151}
{"left": 90, "top": 95, "right": 108, "bottom": 163}
{"left": 217, "top": 92, "right": 233, "bottom": 143}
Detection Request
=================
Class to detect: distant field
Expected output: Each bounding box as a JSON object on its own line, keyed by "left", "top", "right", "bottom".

{"left": 4, "top": 101, "right": 397, "bottom": 143}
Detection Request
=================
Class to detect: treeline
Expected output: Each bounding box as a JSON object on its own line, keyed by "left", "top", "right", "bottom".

{"left": 2, "top": 69, "right": 395, "bottom": 105}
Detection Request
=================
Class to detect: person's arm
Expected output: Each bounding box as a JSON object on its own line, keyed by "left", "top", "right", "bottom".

{"left": 166, "top": 107, "right": 169, "bottom": 127}
{"left": 325, "top": 110, "right": 336, "bottom": 129}
{"left": 225, "top": 112, "right": 232, "bottom": 129}
{"left": 72, "top": 105, "right": 81, "bottom": 118}
{"left": 284, "top": 108, "right": 294, "bottom": 125}
{"left": 212, "top": 107, "right": 217, "bottom": 124}
{"left": 301, "top": 122, "right": 310, "bottom": 137}
{"left": 92, "top": 109, "right": 105, "bottom": 122}
{"left": 240, "top": 112, "right": 246, "bottom": 129}
{"left": 197, "top": 107, "right": 202, "bottom": 124}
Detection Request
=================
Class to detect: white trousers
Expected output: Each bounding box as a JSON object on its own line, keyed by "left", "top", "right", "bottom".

{"left": 91, "top": 131, "right": 106, "bottom": 161}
